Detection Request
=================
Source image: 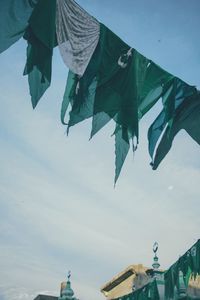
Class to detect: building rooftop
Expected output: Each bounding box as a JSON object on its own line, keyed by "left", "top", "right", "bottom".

{"left": 34, "top": 295, "right": 58, "bottom": 300}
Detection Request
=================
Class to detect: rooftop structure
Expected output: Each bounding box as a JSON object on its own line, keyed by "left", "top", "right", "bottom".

{"left": 33, "top": 272, "right": 78, "bottom": 300}
{"left": 100, "top": 243, "right": 199, "bottom": 300}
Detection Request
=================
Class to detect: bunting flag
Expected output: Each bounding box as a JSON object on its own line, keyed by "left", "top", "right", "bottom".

{"left": 23, "top": 0, "right": 57, "bottom": 108}
{"left": 1, "top": 0, "right": 200, "bottom": 182}
{"left": 115, "top": 280, "right": 160, "bottom": 300}
{"left": 164, "top": 240, "right": 200, "bottom": 299}
{"left": 0, "top": 0, "right": 39, "bottom": 53}
{"left": 148, "top": 79, "right": 200, "bottom": 170}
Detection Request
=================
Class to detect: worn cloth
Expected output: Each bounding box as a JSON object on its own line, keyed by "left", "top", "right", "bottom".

{"left": 1, "top": 0, "right": 200, "bottom": 182}
{"left": 61, "top": 23, "right": 174, "bottom": 182}
{"left": 0, "top": 0, "right": 38, "bottom": 53}
{"left": 56, "top": 0, "right": 100, "bottom": 76}
{"left": 148, "top": 78, "right": 198, "bottom": 169}
{"left": 23, "top": 0, "right": 56, "bottom": 108}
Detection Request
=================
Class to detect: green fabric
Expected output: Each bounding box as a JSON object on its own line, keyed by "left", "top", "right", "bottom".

{"left": 61, "top": 24, "right": 103, "bottom": 127}
{"left": 61, "top": 24, "right": 132, "bottom": 182}
{"left": 136, "top": 280, "right": 160, "bottom": 300}
{"left": 138, "top": 62, "right": 173, "bottom": 118}
{"left": 114, "top": 125, "right": 131, "bottom": 183}
{"left": 164, "top": 240, "right": 200, "bottom": 299}
{"left": 148, "top": 78, "right": 198, "bottom": 169}
{"left": 1, "top": 0, "right": 200, "bottom": 181}
{"left": 23, "top": 0, "right": 56, "bottom": 108}
{"left": 0, "top": 0, "right": 56, "bottom": 108}
{"left": 149, "top": 90, "right": 200, "bottom": 170}
{"left": 0, "top": 0, "right": 38, "bottom": 53}
{"left": 62, "top": 23, "right": 173, "bottom": 182}
{"left": 115, "top": 280, "right": 159, "bottom": 300}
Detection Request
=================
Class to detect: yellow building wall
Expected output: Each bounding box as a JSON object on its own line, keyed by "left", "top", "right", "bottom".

{"left": 101, "top": 265, "right": 150, "bottom": 300}
{"left": 104, "top": 273, "right": 136, "bottom": 300}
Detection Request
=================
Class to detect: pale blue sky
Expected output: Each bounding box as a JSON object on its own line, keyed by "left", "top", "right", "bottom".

{"left": 0, "top": 1, "right": 200, "bottom": 300}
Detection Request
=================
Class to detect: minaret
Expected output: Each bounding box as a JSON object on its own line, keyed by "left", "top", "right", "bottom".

{"left": 152, "top": 242, "right": 165, "bottom": 300}
{"left": 59, "top": 271, "right": 78, "bottom": 300}
{"left": 152, "top": 242, "right": 160, "bottom": 270}
{"left": 177, "top": 271, "right": 187, "bottom": 299}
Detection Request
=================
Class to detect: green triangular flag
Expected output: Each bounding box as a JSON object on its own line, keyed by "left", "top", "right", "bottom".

{"left": 23, "top": 0, "right": 57, "bottom": 108}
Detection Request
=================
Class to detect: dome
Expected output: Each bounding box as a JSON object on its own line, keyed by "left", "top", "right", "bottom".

{"left": 61, "top": 280, "right": 74, "bottom": 300}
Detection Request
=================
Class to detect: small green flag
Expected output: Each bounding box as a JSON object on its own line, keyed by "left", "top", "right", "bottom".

{"left": 23, "top": 0, "right": 57, "bottom": 108}
{"left": 0, "top": 0, "right": 38, "bottom": 53}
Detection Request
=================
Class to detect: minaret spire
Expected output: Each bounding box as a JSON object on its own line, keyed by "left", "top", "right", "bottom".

{"left": 67, "top": 271, "right": 71, "bottom": 281}
{"left": 152, "top": 242, "right": 160, "bottom": 270}
{"left": 59, "top": 271, "right": 78, "bottom": 300}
